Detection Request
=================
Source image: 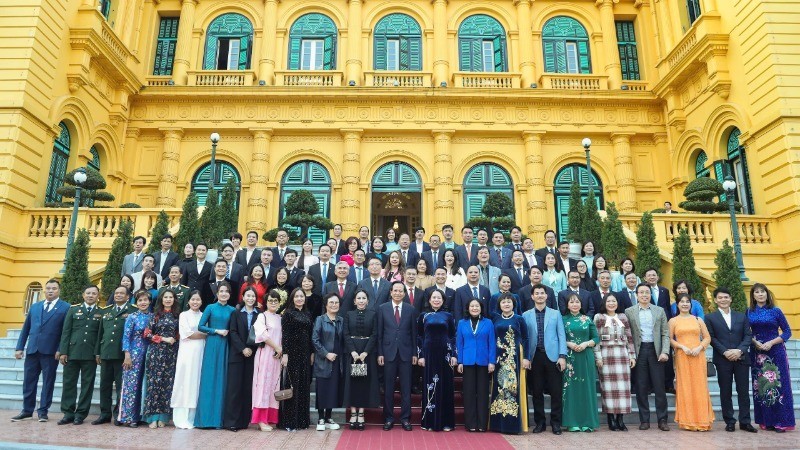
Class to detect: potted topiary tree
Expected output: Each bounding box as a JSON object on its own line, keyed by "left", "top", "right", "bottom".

{"left": 49, "top": 166, "right": 115, "bottom": 207}
{"left": 565, "top": 182, "right": 585, "bottom": 257}
{"left": 679, "top": 177, "right": 741, "bottom": 213}
{"left": 264, "top": 189, "right": 333, "bottom": 244}
{"left": 465, "top": 192, "right": 516, "bottom": 238}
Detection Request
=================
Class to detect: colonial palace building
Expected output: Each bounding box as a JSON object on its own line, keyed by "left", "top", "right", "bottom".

{"left": 1, "top": 0, "right": 798, "bottom": 330}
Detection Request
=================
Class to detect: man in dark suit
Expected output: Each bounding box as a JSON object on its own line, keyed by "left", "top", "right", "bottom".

{"left": 455, "top": 226, "right": 479, "bottom": 271}
{"left": 257, "top": 248, "right": 277, "bottom": 286}
{"left": 401, "top": 267, "right": 425, "bottom": 312}
{"left": 92, "top": 286, "right": 137, "bottom": 425}
{"left": 555, "top": 241, "right": 578, "bottom": 274}
{"left": 322, "top": 262, "right": 357, "bottom": 315}
{"left": 153, "top": 234, "right": 180, "bottom": 279}
{"left": 411, "top": 226, "right": 430, "bottom": 256}
{"left": 347, "top": 249, "right": 368, "bottom": 285}
{"left": 502, "top": 250, "right": 529, "bottom": 293}
{"left": 377, "top": 282, "right": 419, "bottom": 431}
{"left": 705, "top": 287, "right": 757, "bottom": 433}
{"left": 283, "top": 249, "right": 304, "bottom": 287}
{"left": 359, "top": 257, "right": 391, "bottom": 308}
{"left": 424, "top": 267, "right": 456, "bottom": 312}
{"left": 397, "top": 233, "right": 419, "bottom": 269}
{"left": 534, "top": 229, "right": 558, "bottom": 262}
{"left": 331, "top": 224, "right": 347, "bottom": 256}
{"left": 182, "top": 242, "right": 213, "bottom": 292}
{"left": 520, "top": 237, "right": 540, "bottom": 269}
{"left": 589, "top": 269, "right": 629, "bottom": 314}
{"left": 270, "top": 229, "right": 290, "bottom": 268}
{"left": 58, "top": 285, "right": 102, "bottom": 425}
{"left": 557, "top": 270, "right": 593, "bottom": 317}
{"left": 307, "top": 244, "right": 337, "bottom": 296}
{"left": 518, "top": 266, "right": 557, "bottom": 312}
{"left": 11, "top": 279, "right": 69, "bottom": 423}
{"left": 618, "top": 272, "right": 641, "bottom": 313}
{"left": 453, "top": 266, "right": 491, "bottom": 323}
{"left": 234, "top": 231, "right": 261, "bottom": 271}
{"left": 488, "top": 231, "right": 512, "bottom": 268}
{"left": 420, "top": 235, "right": 443, "bottom": 273}
{"left": 217, "top": 243, "right": 245, "bottom": 286}
{"left": 201, "top": 259, "right": 240, "bottom": 309}
{"left": 120, "top": 236, "right": 146, "bottom": 277}
{"left": 505, "top": 226, "right": 524, "bottom": 252}
{"left": 644, "top": 268, "right": 672, "bottom": 318}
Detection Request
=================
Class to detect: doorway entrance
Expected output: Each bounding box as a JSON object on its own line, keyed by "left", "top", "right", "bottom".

{"left": 371, "top": 162, "right": 422, "bottom": 237}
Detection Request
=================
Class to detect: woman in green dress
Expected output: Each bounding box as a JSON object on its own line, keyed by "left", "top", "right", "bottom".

{"left": 562, "top": 293, "right": 599, "bottom": 432}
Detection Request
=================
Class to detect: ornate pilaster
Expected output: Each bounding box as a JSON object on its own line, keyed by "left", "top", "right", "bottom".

{"left": 247, "top": 128, "right": 273, "bottom": 235}
{"left": 340, "top": 129, "right": 363, "bottom": 234}
{"left": 157, "top": 128, "right": 183, "bottom": 207}
{"left": 432, "top": 130, "right": 455, "bottom": 231}
{"left": 523, "top": 131, "right": 547, "bottom": 242}
{"left": 259, "top": 0, "right": 280, "bottom": 85}
{"left": 345, "top": 0, "right": 363, "bottom": 85}
{"left": 611, "top": 132, "right": 637, "bottom": 212}
{"left": 514, "top": 0, "right": 536, "bottom": 87}
{"left": 596, "top": 0, "right": 622, "bottom": 89}
{"left": 171, "top": 0, "right": 197, "bottom": 85}
{"left": 432, "top": 0, "right": 449, "bottom": 86}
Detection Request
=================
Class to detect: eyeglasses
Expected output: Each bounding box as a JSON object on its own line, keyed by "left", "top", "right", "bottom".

{"left": 266, "top": 299, "right": 280, "bottom": 303}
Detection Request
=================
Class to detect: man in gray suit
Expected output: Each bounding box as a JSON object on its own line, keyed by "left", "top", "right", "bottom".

{"left": 120, "top": 236, "right": 146, "bottom": 277}
{"left": 358, "top": 257, "right": 390, "bottom": 307}
{"left": 625, "top": 283, "right": 670, "bottom": 431}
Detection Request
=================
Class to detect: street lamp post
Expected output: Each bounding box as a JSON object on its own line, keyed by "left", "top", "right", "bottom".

{"left": 722, "top": 175, "right": 748, "bottom": 281}
{"left": 61, "top": 167, "right": 88, "bottom": 273}
{"left": 582, "top": 138, "right": 593, "bottom": 194}
{"left": 208, "top": 132, "right": 220, "bottom": 193}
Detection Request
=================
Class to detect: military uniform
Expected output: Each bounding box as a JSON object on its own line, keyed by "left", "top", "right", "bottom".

{"left": 94, "top": 303, "right": 137, "bottom": 422}
{"left": 58, "top": 303, "right": 102, "bottom": 422}
{"left": 158, "top": 284, "right": 191, "bottom": 312}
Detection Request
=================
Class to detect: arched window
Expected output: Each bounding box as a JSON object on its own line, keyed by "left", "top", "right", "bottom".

{"left": 553, "top": 164, "right": 603, "bottom": 241}
{"left": 542, "top": 16, "right": 591, "bottom": 74}
{"left": 457, "top": 15, "right": 508, "bottom": 72}
{"left": 694, "top": 150, "right": 709, "bottom": 178}
{"left": 191, "top": 161, "right": 240, "bottom": 206}
{"left": 288, "top": 13, "right": 337, "bottom": 70}
{"left": 726, "top": 128, "right": 754, "bottom": 214}
{"left": 45, "top": 122, "right": 71, "bottom": 204}
{"left": 373, "top": 14, "right": 422, "bottom": 71}
{"left": 687, "top": 0, "right": 702, "bottom": 25}
{"left": 372, "top": 162, "right": 421, "bottom": 192}
{"left": 371, "top": 162, "right": 423, "bottom": 235}
{"left": 23, "top": 282, "right": 43, "bottom": 316}
{"left": 280, "top": 161, "right": 331, "bottom": 245}
{"left": 202, "top": 13, "right": 253, "bottom": 70}
{"left": 88, "top": 146, "right": 101, "bottom": 171}
{"left": 463, "top": 163, "right": 514, "bottom": 224}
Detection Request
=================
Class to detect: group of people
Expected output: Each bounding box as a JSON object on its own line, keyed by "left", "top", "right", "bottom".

{"left": 11, "top": 224, "right": 795, "bottom": 435}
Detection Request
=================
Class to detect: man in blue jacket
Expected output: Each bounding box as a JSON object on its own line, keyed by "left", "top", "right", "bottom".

{"left": 12, "top": 279, "right": 70, "bottom": 422}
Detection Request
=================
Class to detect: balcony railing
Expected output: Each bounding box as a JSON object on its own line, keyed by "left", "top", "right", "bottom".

{"left": 452, "top": 72, "right": 521, "bottom": 89}
{"left": 275, "top": 71, "right": 343, "bottom": 87}
{"left": 146, "top": 76, "right": 172, "bottom": 87}
{"left": 24, "top": 208, "right": 182, "bottom": 242}
{"left": 619, "top": 213, "right": 774, "bottom": 246}
{"left": 188, "top": 70, "right": 255, "bottom": 86}
{"left": 539, "top": 74, "right": 608, "bottom": 90}
{"left": 364, "top": 71, "right": 432, "bottom": 87}
{"left": 622, "top": 80, "right": 649, "bottom": 92}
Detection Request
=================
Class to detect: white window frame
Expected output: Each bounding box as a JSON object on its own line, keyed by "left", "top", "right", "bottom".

{"left": 565, "top": 42, "right": 579, "bottom": 74}
{"left": 226, "top": 39, "right": 240, "bottom": 70}
{"left": 387, "top": 39, "right": 400, "bottom": 71}
{"left": 481, "top": 41, "right": 494, "bottom": 72}
{"left": 301, "top": 39, "right": 324, "bottom": 70}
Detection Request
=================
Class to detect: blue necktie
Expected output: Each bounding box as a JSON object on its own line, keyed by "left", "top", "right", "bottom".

{"left": 472, "top": 286, "right": 479, "bottom": 299}
{"left": 322, "top": 264, "right": 328, "bottom": 280}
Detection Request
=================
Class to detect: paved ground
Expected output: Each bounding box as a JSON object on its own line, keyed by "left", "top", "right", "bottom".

{"left": 0, "top": 411, "right": 796, "bottom": 449}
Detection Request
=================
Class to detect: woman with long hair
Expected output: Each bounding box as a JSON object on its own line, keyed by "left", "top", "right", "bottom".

{"left": 142, "top": 289, "right": 180, "bottom": 428}
{"left": 415, "top": 258, "right": 434, "bottom": 291}
{"left": 171, "top": 291, "right": 206, "bottom": 429}
{"left": 251, "top": 290, "right": 284, "bottom": 431}
{"left": 384, "top": 228, "right": 399, "bottom": 253}
{"left": 542, "top": 253, "right": 567, "bottom": 294}
{"left": 224, "top": 287, "right": 260, "bottom": 431}
{"left": 611, "top": 258, "right": 639, "bottom": 292}
{"left": 240, "top": 264, "right": 269, "bottom": 309}
{"left": 300, "top": 275, "right": 323, "bottom": 319}
{"left": 442, "top": 248, "right": 466, "bottom": 290}
{"left": 141, "top": 270, "right": 160, "bottom": 307}
{"left": 562, "top": 293, "right": 600, "bottom": 432}
{"left": 339, "top": 237, "right": 360, "bottom": 267}
{"left": 366, "top": 236, "right": 387, "bottom": 264}
{"left": 279, "top": 288, "right": 314, "bottom": 431}
{"left": 382, "top": 250, "right": 405, "bottom": 283}
{"left": 590, "top": 255, "right": 608, "bottom": 283}
{"left": 670, "top": 280, "right": 705, "bottom": 318}
{"left": 576, "top": 260, "right": 598, "bottom": 292}
{"left": 120, "top": 274, "right": 136, "bottom": 305}
{"left": 298, "top": 238, "right": 319, "bottom": 271}
{"left": 343, "top": 289, "right": 379, "bottom": 430}
{"left": 272, "top": 267, "right": 292, "bottom": 313}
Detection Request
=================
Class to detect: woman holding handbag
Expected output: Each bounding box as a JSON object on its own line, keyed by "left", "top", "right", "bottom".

{"left": 312, "top": 293, "right": 345, "bottom": 431}
{"left": 251, "top": 290, "right": 283, "bottom": 431}
{"left": 343, "top": 289, "right": 379, "bottom": 430}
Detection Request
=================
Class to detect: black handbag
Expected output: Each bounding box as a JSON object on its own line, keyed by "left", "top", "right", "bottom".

{"left": 246, "top": 324, "right": 257, "bottom": 346}
{"left": 706, "top": 359, "right": 717, "bottom": 377}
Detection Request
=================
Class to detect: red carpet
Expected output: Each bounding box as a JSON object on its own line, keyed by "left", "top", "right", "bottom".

{"left": 335, "top": 427, "right": 513, "bottom": 450}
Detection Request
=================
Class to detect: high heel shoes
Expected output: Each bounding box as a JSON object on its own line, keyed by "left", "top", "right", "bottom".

{"left": 357, "top": 412, "right": 365, "bottom": 431}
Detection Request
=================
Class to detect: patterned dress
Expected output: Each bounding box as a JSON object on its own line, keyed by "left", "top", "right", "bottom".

{"left": 748, "top": 306, "right": 795, "bottom": 430}
{"left": 142, "top": 311, "right": 180, "bottom": 423}
{"left": 593, "top": 313, "right": 635, "bottom": 414}
{"left": 416, "top": 310, "right": 456, "bottom": 431}
{"left": 118, "top": 311, "right": 151, "bottom": 424}
{"left": 562, "top": 313, "right": 600, "bottom": 431}
{"left": 278, "top": 308, "right": 313, "bottom": 430}
{"left": 489, "top": 313, "right": 529, "bottom": 434}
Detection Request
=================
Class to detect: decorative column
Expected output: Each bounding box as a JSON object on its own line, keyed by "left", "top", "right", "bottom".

{"left": 259, "top": 0, "right": 280, "bottom": 85}
{"left": 346, "top": 0, "right": 363, "bottom": 85}
{"left": 432, "top": 0, "right": 449, "bottom": 86}
{"left": 432, "top": 130, "right": 455, "bottom": 231}
{"left": 157, "top": 128, "right": 182, "bottom": 207}
{"left": 523, "top": 131, "right": 547, "bottom": 243}
{"left": 611, "top": 132, "right": 637, "bottom": 212}
{"left": 514, "top": 0, "right": 536, "bottom": 87}
{"left": 171, "top": 0, "right": 196, "bottom": 85}
{"left": 247, "top": 128, "right": 273, "bottom": 235}
{"left": 132, "top": 0, "right": 159, "bottom": 56}
{"left": 340, "top": 129, "right": 363, "bottom": 235}
{"left": 596, "top": 0, "right": 622, "bottom": 89}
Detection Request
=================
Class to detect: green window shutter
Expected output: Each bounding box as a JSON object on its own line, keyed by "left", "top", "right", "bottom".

{"left": 577, "top": 40, "right": 591, "bottom": 73}
{"left": 695, "top": 150, "right": 709, "bottom": 178}
{"left": 153, "top": 17, "right": 179, "bottom": 75}
{"left": 465, "top": 194, "right": 486, "bottom": 222}
{"left": 289, "top": 13, "right": 338, "bottom": 70}
{"left": 408, "top": 37, "right": 421, "bottom": 70}
{"left": 322, "top": 34, "right": 336, "bottom": 69}
{"left": 458, "top": 38, "right": 473, "bottom": 71}
{"left": 374, "top": 35, "right": 387, "bottom": 70}
{"left": 203, "top": 13, "right": 253, "bottom": 71}
{"left": 399, "top": 36, "right": 410, "bottom": 71}
{"left": 615, "top": 21, "right": 640, "bottom": 81}
{"left": 288, "top": 38, "right": 301, "bottom": 70}
{"left": 712, "top": 160, "right": 729, "bottom": 202}
{"left": 543, "top": 16, "right": 591, "bottom": 74}
{"left": 492, "top": 35, "right": 506, "bottom": 72}
{"left": 238, "top": 35, "right": 250, "bottom": 70}
{"left": 543, "top": 40, "right": 556, "bottom": 73}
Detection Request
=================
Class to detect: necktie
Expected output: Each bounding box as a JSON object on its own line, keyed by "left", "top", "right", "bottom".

{"left": 651, "top": 287, "right": 659, "bottom": 303}
{"left": 402, "top": 251, "right": 407, "bottom": 264}
{"left": 515, "top": 244, "right": 521, "bottom": 251}
{"left": 394, "top": 305, "right": 400, "bottom": 324}
{"left": 432, "top": 252, "right": 438, "bottom": 269}
{"left": 408, "top": 288, "right": 414, "bottom": 305}
{"left": 373, "top": 279, "right": 379, "bottom": 293}
{"left": 322, "top": 264, "right": 328, "bottom": 281}
{"left": 629, "top": 290, "right": 636, "bottom": 305}
{"left": 226, "top": 264, "right": 231, "bottom": 279}
{"left": 280, "top": 248, "right": 284, "bottom": 259}
{"left": 496, "top": 248, "right": 503, "bottom": 264}
{"left": 518, "top": 268, "right": 524, "bottom": 283}
{"left": 116, "top": 306, "right": 122, "bottom": 313}
{"left": 87, "top": 306, "right": 93, "bottom": 315}
{"left": 356, "top": 267, "right": 362, "bottom": 283}
{"left": 44, "top": 301, "right": 52, "bottom": 313}
{"left": 339, "top": 283, "right": 345, "bottom": 297}
{"left": 472, "top": 286, "right": 479, "bottom": 299}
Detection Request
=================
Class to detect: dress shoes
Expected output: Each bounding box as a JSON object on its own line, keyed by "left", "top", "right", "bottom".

{"left": 10, "top": 413, "right": 32, "bottom": 422}
{"left": 532, "top": 423, "right": 546, "bottom": 433}
{"left": 638, "top": 422, "right": 650, "bottom": 430}
{"left": 401, "top": 421, "right": 413, "bottom": 431}
{"left": 725, "top": 423, "right": 736, "bottom": 432}
{"left": 57, "top": 418, "right": 73, "bottom": 425}
{"left": 657, "top": 420, "right": 670, "bottom": 431}
{"left": 73, "top": 418, "right": 84, "bottom": 425}
{"left": 383, "top": 421, "right": 394, "bottom": 431}
{"left": 551, "top": 425, "right": 562, "bottom": 435}
{"left": 740, "top": 423, "right": 757, "bottom": 433}
{"left": 38, "top": 415, "right": 49, "bottom": 423}
{"left": 91, "top": 417, "right": 111, "bottom": 425}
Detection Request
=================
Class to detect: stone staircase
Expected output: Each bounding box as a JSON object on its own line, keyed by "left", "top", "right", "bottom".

{"left": 1, "top": 328, "right": 798, "bottom": 421}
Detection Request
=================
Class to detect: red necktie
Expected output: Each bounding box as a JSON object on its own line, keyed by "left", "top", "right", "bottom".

{"left": 408, "top": 288, "right": 414, "bottom": 305}
{"left": 394, "top": 305, "right": 400, "bottom": 324}
{"left": 339, "top": 283, "right": 344, "bottom": 297}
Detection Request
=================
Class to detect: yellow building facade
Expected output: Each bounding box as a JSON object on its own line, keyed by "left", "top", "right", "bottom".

{"left": 1, "top": 0, "right": 799, "bottom": 330}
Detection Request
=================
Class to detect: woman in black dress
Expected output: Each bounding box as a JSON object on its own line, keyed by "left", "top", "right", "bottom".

{"left": 343, "top": 289, "right": 379, "bottom": 430}
{"left": 417, "top": 289, "right": 457, "bottom": 431}
{"left": 278, "top": 288, "right": 314, "bottom": 431}
{"left": 312, "top": 293, "right": 344, "bottom": 431}
{"left": 300, "top": 275, "right": 323, "bottom": 319}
